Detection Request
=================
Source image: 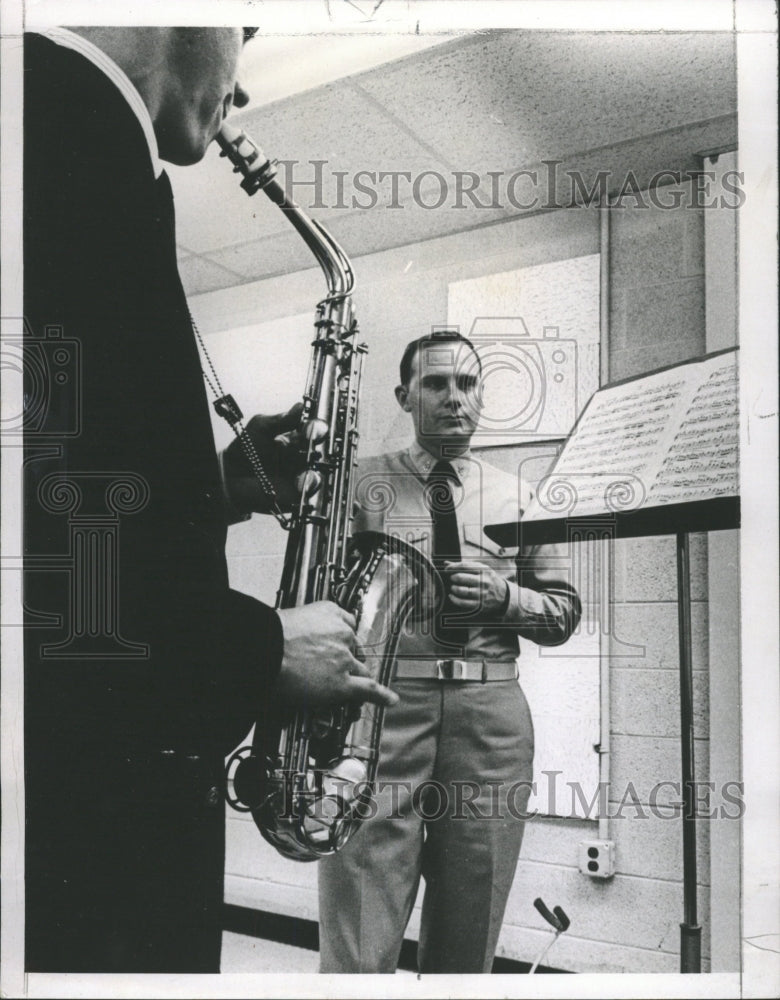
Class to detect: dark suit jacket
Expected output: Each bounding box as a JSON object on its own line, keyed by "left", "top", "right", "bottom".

{"left": 23, "top": 33, "right": 283, "bottom": 972}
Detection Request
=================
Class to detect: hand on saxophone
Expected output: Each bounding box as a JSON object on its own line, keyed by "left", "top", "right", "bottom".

{"left": 220, "top": 402, "right": 306, "bottom": 519}
{"left": 275, "top": 601, "right": 399, "bottom": 709}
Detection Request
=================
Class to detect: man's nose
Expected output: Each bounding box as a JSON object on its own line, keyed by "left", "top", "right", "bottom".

{"left": 233, "top": 81, "right": 250, "bottom": 109}
{"left": 447, "top": 382, "right": 464, "bottom": 409}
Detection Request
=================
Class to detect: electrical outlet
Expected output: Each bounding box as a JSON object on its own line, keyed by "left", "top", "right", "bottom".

{"left": 579, "top": 839, "right": 615, "bottom": 878}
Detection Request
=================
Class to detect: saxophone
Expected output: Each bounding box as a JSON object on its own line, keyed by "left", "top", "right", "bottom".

{"left": 217, "top": 122, "right": 439, "bottom": 861}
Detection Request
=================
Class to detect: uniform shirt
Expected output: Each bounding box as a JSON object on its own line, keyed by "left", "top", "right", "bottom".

{"left": 352, "top": 442, "right": 580, "bottom": 662}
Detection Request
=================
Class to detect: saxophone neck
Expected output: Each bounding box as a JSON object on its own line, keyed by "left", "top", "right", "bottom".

{"left": 217, "top": 122, "right": 353, "bottom": 300}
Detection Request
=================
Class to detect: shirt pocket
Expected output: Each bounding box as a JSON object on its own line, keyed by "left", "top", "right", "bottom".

{"left": 462, "top": 522, "right": 518, "bottom": 561}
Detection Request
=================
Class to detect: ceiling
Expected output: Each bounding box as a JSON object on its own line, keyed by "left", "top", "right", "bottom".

{"left": 169, "top": 29, "right": 737, "bottom": 297}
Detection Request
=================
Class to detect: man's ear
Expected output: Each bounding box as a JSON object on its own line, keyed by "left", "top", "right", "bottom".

{"left": 395, "top": 384, "right": 410, "bottom": 412}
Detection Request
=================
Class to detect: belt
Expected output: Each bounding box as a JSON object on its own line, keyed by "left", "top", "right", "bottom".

{"left": 393, "top": 659, "right": 519, "bottom": 682}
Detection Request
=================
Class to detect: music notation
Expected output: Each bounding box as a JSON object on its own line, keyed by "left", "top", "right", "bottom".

{"left": 526, "top": 350, "right": 739, "bottom": 521}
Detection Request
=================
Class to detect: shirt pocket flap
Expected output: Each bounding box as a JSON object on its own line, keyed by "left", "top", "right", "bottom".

{"left": 462, "top": 522, "right": 517, "bottom": 559}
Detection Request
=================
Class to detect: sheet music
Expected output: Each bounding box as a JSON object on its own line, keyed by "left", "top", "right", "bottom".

{"left": 651, "top": 358, "right": 739, "bottom": 504}
{"left": 526, "top": 350, "right": 739, "bottom": 520}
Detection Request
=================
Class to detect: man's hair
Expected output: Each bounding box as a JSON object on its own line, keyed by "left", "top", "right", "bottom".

{"left": 398, "top": 330, "right": 481, "bottom": 387}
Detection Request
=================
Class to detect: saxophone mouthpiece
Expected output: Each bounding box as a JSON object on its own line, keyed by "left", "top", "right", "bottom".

{"left": 216, "top": 122, "right": 277, "bottom": 194}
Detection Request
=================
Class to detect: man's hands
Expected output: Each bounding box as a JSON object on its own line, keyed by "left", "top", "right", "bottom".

{"left": 444, "top": 560, "right": 510, "bottom": 616}
{"left": 276, "top": 601, "right": 399, "bottom": 709}
{"left": 220, "top": 403, "right": 305, "bottom": 517}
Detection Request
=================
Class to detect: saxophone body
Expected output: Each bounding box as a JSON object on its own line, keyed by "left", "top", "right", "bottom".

{"left": 217, "top": 123, "right": 439, "bottom": 861}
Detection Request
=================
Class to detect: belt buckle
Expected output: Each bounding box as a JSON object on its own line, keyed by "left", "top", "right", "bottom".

{"left": 437, "top": 658, "right": 467, "bottom": 680}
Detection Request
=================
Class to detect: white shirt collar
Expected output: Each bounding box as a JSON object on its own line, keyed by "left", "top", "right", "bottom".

{"left": 408, "top": 440, "right": 473, "bottom": 482}
{"left": 41, "top": 27, "right": 163, "bottom": 179}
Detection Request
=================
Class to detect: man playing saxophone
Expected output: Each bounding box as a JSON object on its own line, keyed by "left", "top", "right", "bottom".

{"left": 22, "top": 26, "right": 395, "bottom": 974}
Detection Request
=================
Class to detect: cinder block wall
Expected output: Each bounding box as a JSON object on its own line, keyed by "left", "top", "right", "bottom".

{"left": 594, "top": 183, "right": 712, "bottom": 971}
{"left": 194, "top": 182, "right": 718, "bottom": 972}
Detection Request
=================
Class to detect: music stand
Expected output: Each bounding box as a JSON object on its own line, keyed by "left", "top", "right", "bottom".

{"left": 486, "top": 347, "right": 739, "bottom": 973}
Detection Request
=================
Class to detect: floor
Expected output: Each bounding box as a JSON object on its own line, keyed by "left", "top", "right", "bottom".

{"left": 221, "top": 931, "right": 419, "bottom": 976}
{"left": 222, "top": 931, "right": 319, "bottom": 973}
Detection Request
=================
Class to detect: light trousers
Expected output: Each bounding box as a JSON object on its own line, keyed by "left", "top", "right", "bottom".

{"left": 318, "top": 677, "right": 534, "bottom": 973}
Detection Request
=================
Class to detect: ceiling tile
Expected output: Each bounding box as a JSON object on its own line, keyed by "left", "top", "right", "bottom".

{"left": 171, "top": 29, "right": 737, "bottom": 297}
{"left": 206, "top": 235, "right": 317, "bottom": 282}
{"left": 357, "top": 31, "right": 737, "bottom": 170}
{"left": 238, "top": 34, "right": 454, "bottom": 110}
{"left": 177, "top": 255, "right": 245, "bottom": 296}
{"left": 169, "top": 82, "right": 450, "bottom": 255}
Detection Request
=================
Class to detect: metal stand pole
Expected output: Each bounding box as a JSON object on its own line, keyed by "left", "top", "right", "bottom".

{"left": 677, "top": 531, "right": 701, "bottom": 972}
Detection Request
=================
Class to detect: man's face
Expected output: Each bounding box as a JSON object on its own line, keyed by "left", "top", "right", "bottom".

{"left": 396, "top": 341, "right": 483, "bottom": 453}
{"left": 157, "top": 28, "right": 249, "bottom": 166}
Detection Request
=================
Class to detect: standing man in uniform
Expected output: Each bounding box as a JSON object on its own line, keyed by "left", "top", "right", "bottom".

{"left": 318, "top": 330, "right": 581, "bottom": 973}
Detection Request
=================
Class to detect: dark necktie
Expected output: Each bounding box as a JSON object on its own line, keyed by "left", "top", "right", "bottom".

{"left": 426, "top": 460, "right": 468, "bottom": 650}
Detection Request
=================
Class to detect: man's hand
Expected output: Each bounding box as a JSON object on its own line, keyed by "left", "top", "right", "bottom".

{"left": 276, "top": 601, "right": 399, "bottom": 709}
{"left": 220, "top": 403, "right": 305, "bottom": 517}
{"left": 444, "top": 560, "right": 510, "bottom": 616}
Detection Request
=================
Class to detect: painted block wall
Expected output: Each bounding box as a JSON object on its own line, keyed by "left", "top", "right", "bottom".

{"left": 193, "top": 181, "right": 726, "bottom": 972}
